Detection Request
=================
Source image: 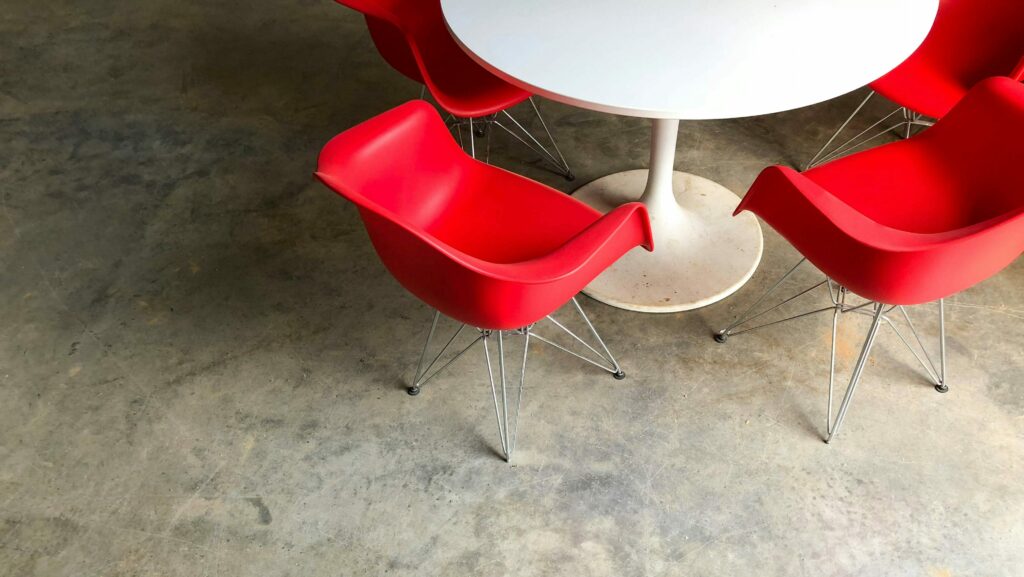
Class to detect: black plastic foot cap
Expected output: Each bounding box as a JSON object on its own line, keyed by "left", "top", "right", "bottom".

{"left": 713, "top": 332, "right": 729, "bottom": 343}
{"left": 934, "top": 383, "right": 949, "bottom": 394}
{"left": 407, "top": 387, "right": 421, "bottom": 396}
{"left": 564, "top": 171, "right": 576, "bottom": 182}
{"left": 613, "top": 370, "right": 626, "bottom": 380}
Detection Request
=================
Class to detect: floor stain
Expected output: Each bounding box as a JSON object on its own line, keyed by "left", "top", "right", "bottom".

{"left": 245, "top": 497, "right": 273, "bottom": 525}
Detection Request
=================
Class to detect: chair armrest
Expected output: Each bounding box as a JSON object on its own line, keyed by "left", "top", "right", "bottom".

{"left": 923, "top": 77, "right": 1024, "bottom": 192}
{"left": 742, "top": 167, "right": 1021, "bottom": 252}
{"left": 737, "top": 166, "right": 905, "bottom": 250}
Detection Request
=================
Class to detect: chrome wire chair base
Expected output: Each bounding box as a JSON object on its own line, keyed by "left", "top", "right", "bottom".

{"left": 409, "top": 296, "right": 623, "bottom": 462}
{"left": 714, "top": 259, "right": 948, "bottom": 443}
{"left": 443, "top": 97, "right": 574, "bottom": 181}
{"left": 805, "top": 91, "right": 934, "bottom": 170}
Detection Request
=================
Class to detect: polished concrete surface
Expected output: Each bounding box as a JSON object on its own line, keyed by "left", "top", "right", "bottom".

{"left": 2, "top": 2, "right": 1023, "bottom": 576}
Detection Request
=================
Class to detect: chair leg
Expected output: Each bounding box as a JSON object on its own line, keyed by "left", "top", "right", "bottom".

{"left": 410, "top": 310, "right": 441, "bottom": 395}
{"left": 446, "top": 116, "right": 492, "bottom": 161}
{"left": 473, "top": 118, "right": 487, "bottom": 138}
{"left": 714, "top": 258, "right": 838, "bottom": 342}
{"left": 484, "top": 113, "right": 495, "bottom": 164}
{"left": 409, "top": 302, "right": 624, "bottom": 462}
{"left": 483, "top": 328, "right": 530, "bottom": 462}
{"left": 936, "top": 298, "right": 948, "bottom": 393}
{"left": 421, "top": 80, "right": 568, "bottom": 174}
{"left": 481, "top": 298, "right": 624, "bottom": 462}
{"left": 452, "top": 119, "right": 465, "bottom": 150}
{"left": 826, "top": 302, "right": 886, "bottom": 443}
{"left": 717, "top": 264, "right": 951, "bottom": 441}
{"left": 570, "top": 296, "right": 624, "bottom": 378}
{"left": 408, "top": 310, "right": 480, "bottom": 396}
{"left": 442, "top": 102, "right": 572, "bottom": 179}
{"left": 527, "top": 97, "right": 574, "bottom": 181}
{"left": 804, "top": 90, "right": 933, "bottom": 169}
{"left": 531, "top": 296, "right": 625, "bottom": 378}
{"left": 902, "top": 107, "right": 914, "bottom": 139}
{"left": 492, "top": 100, "right": 575, "bottom": 180}
{"left": 826, "top": 287, "right": 845, "bottom": 435}
{"left": 874, "top": 301, "right": 949, "bottom": 394}
{"left": 806, "top": 91, "right": 875, "bottom": 169}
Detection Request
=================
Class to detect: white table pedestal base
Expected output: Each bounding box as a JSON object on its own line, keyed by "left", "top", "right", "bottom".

{"left": 574, "top": 169, "right": 763, "bottom": 313}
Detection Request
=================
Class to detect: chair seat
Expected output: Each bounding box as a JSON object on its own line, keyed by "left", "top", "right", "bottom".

{"left": 805, "top": 140, "right": 993, "bottom": 234}
{"left": 423, "top": 168, "right": 601, "bottom": 264}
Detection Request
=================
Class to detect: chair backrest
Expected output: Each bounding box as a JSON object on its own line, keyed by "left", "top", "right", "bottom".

{"left": 897, "top": 0, "right": 1023, "bottom": 87}
{"left": 336, "top": 0, "right": 439, "bottom": 84}
{"left": 337, "top": 0, "right": 518, "bottom": 118}
{"left": 316, "top": 101, "right": 495, "bottom": 320}
{"left": 940, "top": 0, "right": 1023, "bottom": 83}
{"left": 317, "top": 99, "right": 466, "bottom": 225}
{"left": 365, "top": 16, "right": 424, "bottom": 83}
{"left": 922, "top": 76, "right": 1024, "bottom": 218}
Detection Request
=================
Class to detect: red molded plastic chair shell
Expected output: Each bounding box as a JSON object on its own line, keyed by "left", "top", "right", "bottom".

{"left": 316, "top": 101, "right": 652, "bottom": 330}
{"left": 335, "top": 0, "right": 529, "bottom": 118}
{"left": 870, "top": 0, "right": 1024, "bottom": 118}
{"left": 738, "top": 77, "right": 1024, "bottom": 305}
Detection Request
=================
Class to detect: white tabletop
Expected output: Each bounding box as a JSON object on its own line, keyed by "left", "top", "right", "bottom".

{"left": 441, "top": 0, "right": 939, "bottom": 120}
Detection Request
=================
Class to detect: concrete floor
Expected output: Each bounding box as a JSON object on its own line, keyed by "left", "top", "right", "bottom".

{"left": 2, "top": 2, "right": 1023, "bottom": 576}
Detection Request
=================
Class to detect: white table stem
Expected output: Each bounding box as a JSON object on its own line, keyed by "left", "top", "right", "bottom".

{"left": 640, "top": 118, "right": 682, "bottom": 217}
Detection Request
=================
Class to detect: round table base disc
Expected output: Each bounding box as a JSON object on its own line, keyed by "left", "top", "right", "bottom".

{"left": 573, "top": 170, "right": 763, "bottom": 313}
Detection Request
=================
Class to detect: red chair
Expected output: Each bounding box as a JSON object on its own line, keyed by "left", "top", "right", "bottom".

{"left": 316, "top": 101, "right": 652, "bottom": 461}
{"left": 717, "top": 77, "right": 1024, "bottom": 442}
{"left": 334, "top": 0, "right": 574, "bottom": 179}
{"left": 806, "top": 0, "right": 1024, "bottom": 168}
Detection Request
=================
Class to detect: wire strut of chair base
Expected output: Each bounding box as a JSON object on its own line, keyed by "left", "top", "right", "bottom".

{"left": 804, "top": 91, "right": 934, "bottom": 170}
{"left": 408, "top": 297, "right": 622, "bottom": 461}
{"left": 440, "top": 97, "right": 574, "bottom": 181}
{"left": 714, "top": 258, "right": 948, "bottom": 443}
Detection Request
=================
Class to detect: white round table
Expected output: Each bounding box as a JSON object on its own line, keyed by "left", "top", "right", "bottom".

{"left": 441, "top": 0, "right": 939, "bottom": 312}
